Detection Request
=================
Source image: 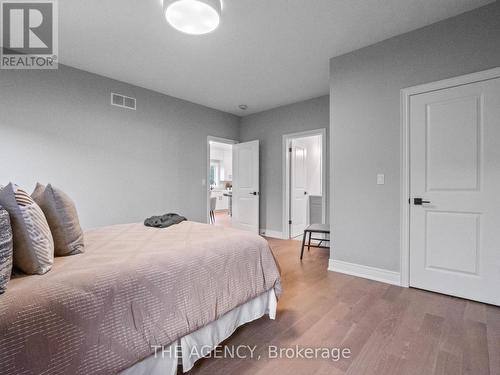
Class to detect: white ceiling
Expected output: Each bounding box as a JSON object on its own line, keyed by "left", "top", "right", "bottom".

{"left": 59, "top": 0, "right": 493, "bottom": 115}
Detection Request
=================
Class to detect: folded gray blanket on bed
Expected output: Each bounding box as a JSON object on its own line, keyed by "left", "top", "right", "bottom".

{"left": 144, "top": 213, "right": 187, "bottom": 228}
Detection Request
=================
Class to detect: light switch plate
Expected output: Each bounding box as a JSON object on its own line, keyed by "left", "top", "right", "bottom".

{"left": 377, "top": 174, "right": 385, "bottom": 185}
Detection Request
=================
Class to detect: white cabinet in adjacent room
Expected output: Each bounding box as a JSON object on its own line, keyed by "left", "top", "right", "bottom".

{"left": 211, "top": 191, "right": 229, "bottom": 210}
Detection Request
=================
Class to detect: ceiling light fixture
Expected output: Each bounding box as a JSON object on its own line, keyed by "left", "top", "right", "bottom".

{"left": 239, "top": 104, "right": 248, "bottom": 110}
{"left": 164, "top": 0, "right": 221, "bottom": 35}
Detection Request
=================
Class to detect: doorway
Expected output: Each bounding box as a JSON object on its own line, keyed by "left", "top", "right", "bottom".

{"left": 207, "top": 137, "right": 237, "bottom": 226}
{"left": 207, "top": 137, "right": 260, "bottom": 234}
{"left": 401, "top": 68, "right": 500, "bottom": 305}
{"left": 283, "top": 129, "right": 326, "bottom": 239}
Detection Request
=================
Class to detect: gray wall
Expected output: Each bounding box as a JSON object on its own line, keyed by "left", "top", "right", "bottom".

{"left": 0, "top": 65, "right": 239, "bottom": 229}
{"left": 329, "top": 2, "right": 500, "bottom": 272}
{"left": 240, "top": 96, "right": 329, "bottom": 233}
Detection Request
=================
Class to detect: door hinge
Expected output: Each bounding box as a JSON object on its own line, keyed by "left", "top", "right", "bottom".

{"left": 289, "top": 147, "right": 292, "bottom": 153}
{"left": 289, "top": 220, "right": 292, "bottom": 225}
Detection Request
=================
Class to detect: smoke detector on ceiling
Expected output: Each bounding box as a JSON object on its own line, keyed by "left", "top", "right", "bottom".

{"left": 239, "top": 104, "right": 248, "bottom": 111}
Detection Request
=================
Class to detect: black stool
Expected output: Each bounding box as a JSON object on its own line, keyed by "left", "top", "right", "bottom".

{"left": 300, "top": 224, "right": 330, "bottom": 260}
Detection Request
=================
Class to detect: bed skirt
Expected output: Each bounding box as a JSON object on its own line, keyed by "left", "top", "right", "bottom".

{"left": 119, "top": 289, "right": 277, "bottom": 375}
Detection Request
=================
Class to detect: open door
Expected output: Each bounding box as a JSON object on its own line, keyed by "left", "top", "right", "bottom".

{"left": 290, "top": 139, "right": 308, "bottom": 238}
{"left": 232, "top": 140, "right": 259, "bottom": 233}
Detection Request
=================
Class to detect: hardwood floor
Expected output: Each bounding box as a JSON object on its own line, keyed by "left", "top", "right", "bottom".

{"left": 213, "top": 210, "right": 232, "bottom": 227}
{"left": 188, "top": 237, "right": 500, "bottom": 375}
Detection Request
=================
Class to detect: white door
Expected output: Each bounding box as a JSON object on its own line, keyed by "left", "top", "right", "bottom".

{"left": 409, "top": 77, "right": 500, "bottom": 305}
{"left": 290, "top": 139, "right": 308, "bottom": 238}
{"left": 232, "top": 140, "right": 259, "bottom": 233}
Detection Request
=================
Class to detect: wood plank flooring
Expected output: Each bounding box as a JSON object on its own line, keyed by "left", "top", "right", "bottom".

{"left": 213, "top": 210, "right": 232, "bottom": 227}
{"left": 188, "top": 237, "right": 500, "bottom": 375}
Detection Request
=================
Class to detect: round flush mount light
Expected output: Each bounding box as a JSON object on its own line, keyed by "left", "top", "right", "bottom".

{"left": 164, "top": 0, "right": 221, "bottom": 35}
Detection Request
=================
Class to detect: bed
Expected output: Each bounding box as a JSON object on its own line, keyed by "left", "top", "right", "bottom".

{"left": 0, "top": 221, "right": 281, "bottom": 375}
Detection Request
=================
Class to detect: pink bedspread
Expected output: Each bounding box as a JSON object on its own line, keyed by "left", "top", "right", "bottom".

{"left": 0, "top": 222, "right": 281, "bottom": 374}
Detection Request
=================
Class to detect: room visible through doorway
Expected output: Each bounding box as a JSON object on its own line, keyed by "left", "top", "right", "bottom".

{"left": 283, "top": 129, "right": 326, "bottom": 240}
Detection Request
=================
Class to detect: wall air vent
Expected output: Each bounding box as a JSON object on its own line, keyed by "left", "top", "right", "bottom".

{"left": 111, "top": 93, "right": 136, "bottom": 110}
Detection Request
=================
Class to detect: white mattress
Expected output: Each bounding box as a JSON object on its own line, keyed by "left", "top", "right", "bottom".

{"left": 119, "top": 289, "right": 277, "bottom": 375}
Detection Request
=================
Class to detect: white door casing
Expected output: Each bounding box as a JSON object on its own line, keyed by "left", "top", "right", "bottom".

{"left": 291, "top": 139, "right": 308, "bottom": 238}
{"left": 232, "top": 140, "right": 259, "bottom": 233}
{"left": 282, "top": 129, "right": 326, "bottom": 240}
{"left": 409, "top": 77, "right": 500, "bottom": 305}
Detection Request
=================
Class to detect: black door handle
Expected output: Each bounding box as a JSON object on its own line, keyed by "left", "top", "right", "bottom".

{"left": 249, "top": 192, "right": 259, "bottom": 196}
{"left": 304, "top": 191, "right": 308, "bottom": 195}
{"left": 414, "top": 198, "right": 431, "bottom": 205}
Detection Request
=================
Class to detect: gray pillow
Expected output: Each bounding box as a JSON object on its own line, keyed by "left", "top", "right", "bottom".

{"left": 0, "top": 183, "right": 54, "bottom": 275}
{"left": 31, "top": 183, "right": 84, "bottom": 256}
{"left": 0, "top": 206, "right": 13, "bottom": 293}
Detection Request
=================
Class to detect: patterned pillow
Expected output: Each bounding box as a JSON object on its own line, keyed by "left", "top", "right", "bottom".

{"left": 31, "top": 183, "right": 84, "bottom": 256}
{"left": 0, "top": 183, "right": 54, "bottom": 275}
{"left": 0, "top": 206, "right": 13, "bottom": 293}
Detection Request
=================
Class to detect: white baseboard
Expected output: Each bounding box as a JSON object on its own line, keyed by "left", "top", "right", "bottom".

{"left": 328, "top": 259, "right": 401, "bottom": 286}
{"left": 260, "top": 229, "right": 284, "bottom": 239}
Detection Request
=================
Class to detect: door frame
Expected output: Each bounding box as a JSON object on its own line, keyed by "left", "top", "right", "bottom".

{"left": 282, "top": 128, "right": 327, "bottom": 240}
{"left": 207, "top": 136, "right": 238, "bottom": 224}
{"left": 399, "top": 67, "right": 500, "bottom": 288}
